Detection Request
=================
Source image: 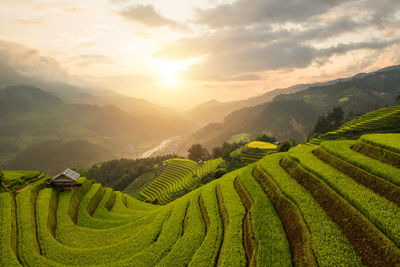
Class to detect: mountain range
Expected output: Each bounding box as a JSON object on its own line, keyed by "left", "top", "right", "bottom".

{"left": 158, "top": 65, "right": 400, "bottom": 155}
{"left": 0, "top": 85, "right": 193, "bottom": 173}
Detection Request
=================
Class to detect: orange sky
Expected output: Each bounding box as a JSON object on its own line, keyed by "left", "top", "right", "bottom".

{"left": 0, "top": 0, "right": 399, "bottom": 109}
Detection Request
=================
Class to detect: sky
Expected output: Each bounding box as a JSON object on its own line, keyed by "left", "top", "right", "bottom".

{"left": 0, "top": 0, "right": 399, "bottom": 110}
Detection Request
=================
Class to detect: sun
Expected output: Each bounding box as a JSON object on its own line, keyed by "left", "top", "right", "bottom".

{"left": 156, "top": 60, "right": 184, "bottom": 90}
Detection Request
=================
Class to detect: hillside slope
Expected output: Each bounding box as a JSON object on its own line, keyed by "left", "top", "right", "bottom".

{"left": 183, "top": 84, "right": 308, "bottom": 126}
{"left": 1, "top": 132, "right": 399, "bottom": 266}
{"left": 178, "top": 66, "right": 400, "bottom": 152}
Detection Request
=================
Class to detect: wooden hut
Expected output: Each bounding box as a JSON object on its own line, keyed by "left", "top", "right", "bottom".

{"left": 50, "top": 169, "right": 80, "bottom": 191}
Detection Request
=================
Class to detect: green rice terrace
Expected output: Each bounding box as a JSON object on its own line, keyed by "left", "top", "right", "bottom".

{"left": 137, "top": 158, "right": 224, "bottom": 204}
{"left": 308, "top": 106, "right": 400, "bottom": 145}
{"left": 1, "top": 108, "right": 400, "bottom": 266}
{"left": 232, "top": 141, "right": 278, "bottom": 164}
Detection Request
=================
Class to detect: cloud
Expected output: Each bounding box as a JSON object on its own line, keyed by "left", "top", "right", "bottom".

{"left": 196, "top": 0, "right": 346, "bottom": 28}
{"left": 182, "top": 41, "right": 316, "bottom": 80}
{"left": 0, "top": 39, "right": 67, "bottom": 80}
{"left": 154, "top": 0, "right": 400, "bottom": 81}
{"left": 154, "top": 16, "right": 368, "bottom": 61}
{"left": 228, "top": 74, "right": 260, "bottom": 81}
{"left": 117, "top": 4, "right": 186, "bottom": 30}
{"left": 317, "top": 39, "right": 400, "bottom": 59}
{"left": 70, "top": 55, "right": 114, "bottom": 67}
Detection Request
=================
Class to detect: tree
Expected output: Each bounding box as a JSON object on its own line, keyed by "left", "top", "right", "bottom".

{"left": 221, "top": 148, "right": 232, "bottom": 162}
{"left": 347, "top": 110, "right": 355, "bottom": 121}
{"left": 212, "top": 146, "right": 222, "bottom": 158}
{"left": 278, "top": 140, "right": 295, "bottom": 152}
{"left": 397, "top": 94, "right": 400, "bottom": 102}
{"left": 255, "top": 133, "right": 277, "bottom": 143}
{"left": 314, "top": 115, "right": 330, "bottom": 134}
{"left": 327, "top": 106, "right": 344, "bottom": 129}
{"left": 188, "top": 144, "right": 209, "bottom": 162}
{"left": 313, "top": 106, "right": 344, "bottom": 135}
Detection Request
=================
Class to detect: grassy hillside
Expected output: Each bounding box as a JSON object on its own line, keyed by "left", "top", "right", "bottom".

{"left": 1, "top": 132, "right": 399, "bottom": 266}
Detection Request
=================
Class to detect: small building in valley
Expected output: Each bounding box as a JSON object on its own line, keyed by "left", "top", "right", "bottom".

{"left": 50, "top": 169, "right": 80, "bottom": 191}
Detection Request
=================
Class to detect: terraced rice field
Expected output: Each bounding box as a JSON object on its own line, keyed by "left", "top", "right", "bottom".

{"left": 137, "top": 158, "right": 223, "bottom": 204}
{"left": 236, "top": 141, "right": 278, "bottom": 164}
{"left": 1, "top": 132, "right": 399, "bottom": 266}
{"left": 308, "top": 106, "right": 400, "bottom": 145}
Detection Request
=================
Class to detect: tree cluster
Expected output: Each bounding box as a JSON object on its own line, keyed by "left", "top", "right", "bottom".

{"left": 255, "top": 133, "right": 277, "bottom": 143}
{"left": 187, "top": 144, "right": 210, "bottom": 162}
{"left": 211, "top": 141, "right": 247, "bottom": 160}
{"left": 314, "top": 106, "right": 345, "bottom": 134}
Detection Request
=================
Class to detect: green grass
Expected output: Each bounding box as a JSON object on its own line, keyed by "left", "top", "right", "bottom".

{"left": 3, "top": 170, "right": 40, "bottom": 182}
{"left": 239, "top": 165, "right": 292, "bottom": 266}
{"left": 258, "top": 154, "right": 362, "bottom": 266}
{"left": 188, "top": 181, "right": 223, "bottom": 266}
{"left": 217, "top": 170, "right": 247, "bottom": 267}
{"left": 288, "top": 145, "right": 400, "bottom": 247}
{"left": 156, "top": 191, "right": 205, "bottom": 267}
{"left": 360, "top": 133, "right": 400, "bottom": 154}
{"left": 15, "top": 184, "right": 61, "bottom": 266}
{"left": 0, "top": 193, "right": 20, "bottom": 266}
{"left": 320, "top": 140, "right": 400, "bottom": 186}
{"left": 56, "top": 189, "right": 166, "bottom": 248}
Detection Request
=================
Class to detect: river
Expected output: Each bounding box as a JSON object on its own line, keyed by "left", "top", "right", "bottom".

{"left": 138, "top": 138, "right": 176, "bottom": 158}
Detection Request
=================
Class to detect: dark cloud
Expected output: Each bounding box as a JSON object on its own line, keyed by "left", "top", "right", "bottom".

{"left": 155, "top": 17, "right": 366, "bottom": 60}
{"left": 154, "top": 0, "right": 400, "bottom": 81}
{"left": 317, "top": 39, "right": 400, "bottom": 58}
{"left": 117, "top": 4, "right": 186, "bottom": 30}
{"left": 293, "top": 17, "right": 365, "bottom": 42}
{"left": 196, "top": 0, "right": 346, "bottom": 28}
{"left": 178, "top": 38, "right": 400, "bottom": 81}
{"left": 182, "top": 41, "right": 315, "bottom": 80}
{"left": 70, "top": 55, "right": 114, "bottom": 67}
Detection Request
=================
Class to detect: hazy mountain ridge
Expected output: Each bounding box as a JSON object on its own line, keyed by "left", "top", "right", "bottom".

{"left": 183, "top": 84, "right": 309, "bottom": 126}
{"left": 0, "top": 63, "right": 178, "bottom": 117}
{"left": 165, "top": 65, "right": 400, "bottom": 155}
{"left": 0, "top": 85, "right": 194, "bottom": 172}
